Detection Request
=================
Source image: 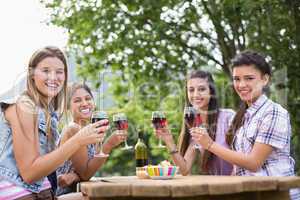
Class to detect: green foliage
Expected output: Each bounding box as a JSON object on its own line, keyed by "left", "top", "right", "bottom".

{"left": 42, "top": 0, "right": 300, "bottom": 174}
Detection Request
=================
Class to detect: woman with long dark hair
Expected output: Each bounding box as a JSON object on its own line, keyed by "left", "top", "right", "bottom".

{"left": 55, "top": 83, "right": 125, "bottom": 199}
{"left": 191, "top": 50, "right": 300, "bottom": 200}
{"left": 155, "top": 70, "right": 234, "bottom": 175}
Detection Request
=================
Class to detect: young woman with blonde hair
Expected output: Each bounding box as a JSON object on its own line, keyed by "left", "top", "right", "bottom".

{"left": 0, "top": 46, "right": 107, "bottom": 200}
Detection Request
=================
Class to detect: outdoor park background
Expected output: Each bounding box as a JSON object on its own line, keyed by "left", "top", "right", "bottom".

{"left": 4, "top": 0, "right": 300, "bottom": 176}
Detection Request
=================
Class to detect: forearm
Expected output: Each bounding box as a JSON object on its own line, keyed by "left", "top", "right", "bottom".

{"left": 102, "top": 140, "right": 114, "bottom": 154}
{"left": 77, "top": 142, "right": 112, "bottom": 180}
{"left": 156, "top": 129, "right": 193, "bottom": 175}
{"left": 21, "top": 136, "right": 81, "bottom": 184}
{"left": 165, "top": 143, "right": 193, "bottom": 176}
{"left": 170, "top": 153, "right": 191, "bottom": 175}
{"left": 209, "top": 142, "right": 259, "bottom": 172}
{"left": 79, "top": 158, "right": 106, "bottom": 181}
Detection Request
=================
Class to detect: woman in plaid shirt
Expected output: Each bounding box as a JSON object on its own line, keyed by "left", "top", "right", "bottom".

{"left": 191, "top": 50, "right": 300, "bottom": 200}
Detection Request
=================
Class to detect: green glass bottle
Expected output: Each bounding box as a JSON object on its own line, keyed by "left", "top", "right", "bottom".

{"left": 135, "top": 130, "right": 148, "bottom": 178}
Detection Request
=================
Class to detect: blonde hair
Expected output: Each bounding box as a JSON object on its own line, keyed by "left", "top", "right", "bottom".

{"left": 25, "top": 46, "right": 68, "bottom": 142}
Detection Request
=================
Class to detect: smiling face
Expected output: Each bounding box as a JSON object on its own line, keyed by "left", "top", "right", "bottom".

{"left": 70, "top": 88, "right": 95, "bottom": 123}
{"left": 232, "top": 64, "right": 269, "bottom": 106}
{"left": 187, "top": 78, "right": 211, "bottom": 111}
{"left": 33, "top": 57, "right": 66, "bottom": 100}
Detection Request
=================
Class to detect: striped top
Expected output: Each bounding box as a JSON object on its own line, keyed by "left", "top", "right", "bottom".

{"left": 0, "top": 178, "right": 51, "bottom": 200}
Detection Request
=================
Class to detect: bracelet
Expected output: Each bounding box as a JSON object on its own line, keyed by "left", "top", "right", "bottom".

{"left": 207, "top": 141, "right": 214, "bottom": 150}
{"left": 170, "top": 149, "right": 179, "bottom": 154}
{"left": 169, "top": 145, "right": 179, "bottom": 154}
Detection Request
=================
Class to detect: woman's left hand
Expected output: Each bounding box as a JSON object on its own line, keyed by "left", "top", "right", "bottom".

{"left": 57, "top": 172, "right": 80, "bottom": 188}
{"left": 103, "top": 130, "right": 127, "bottom": 152}
{"left": 190, "top": 127, "right": 213, "bottom": 150}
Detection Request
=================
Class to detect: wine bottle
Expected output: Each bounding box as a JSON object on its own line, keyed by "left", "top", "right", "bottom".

{"left": 135, "top": 130, "right": 148, "bottom": 178}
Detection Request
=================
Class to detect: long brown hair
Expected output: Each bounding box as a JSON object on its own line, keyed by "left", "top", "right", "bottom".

{"left": 226, "top": 50, "right": 271, "bottom": 146}
{"left": 178, "top": 70, "right": 219, "bottom": 173}
{"left": 25, "top": 46, "right": 68, "bottom": 146}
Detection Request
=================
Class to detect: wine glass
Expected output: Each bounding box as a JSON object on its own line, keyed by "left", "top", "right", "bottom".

{"left": 91, "top": 111, "right": 109, "bottom": 158}
{"left": 151, "top": 111, "right": 167, "bottom": 148}
{"left": 184, "top": 106, "right": 202, "bottom": 128}
{"left": 113, "top": 113, "right": 133, "bottom": 150}
{"left": 184, "top": 106, "right": 203, "bottom": 149}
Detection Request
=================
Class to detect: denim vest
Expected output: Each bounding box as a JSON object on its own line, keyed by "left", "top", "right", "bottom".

{"left": 0, "top": 94, "right": 59, "bottom": 193}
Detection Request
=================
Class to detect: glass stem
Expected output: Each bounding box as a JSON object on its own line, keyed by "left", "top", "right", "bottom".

{"left": 158, "top": 137, "right": 165, "bottom": 148}
{"left": 99, "top": 141, "right": 104, "bottom": 153}
{"left": 95, "top": 142, "right": 100, "bottom": 153}
{"left": 158, "top": 138, "right": 163, "bottom": 146}
{"left": 124, "top": 140, "right": 130, "bottom": 148}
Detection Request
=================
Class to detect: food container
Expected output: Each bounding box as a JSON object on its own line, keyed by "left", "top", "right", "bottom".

{"left": 144, "top": 165, "right": 178, "bottom": 180}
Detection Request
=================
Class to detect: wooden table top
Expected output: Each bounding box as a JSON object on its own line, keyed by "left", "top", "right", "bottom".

{"left": 80, "top": 175, "right": 300, "bottom": 198}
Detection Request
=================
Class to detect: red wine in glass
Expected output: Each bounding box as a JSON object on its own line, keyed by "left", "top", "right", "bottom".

{"left": 115, "top": 120, "right": 128, "bottom": 130}
{"left": 184, "top": 107, "right": 195, "bottom": 128}
{"left": 184, "top": 107, "right": 202, "bottom": 128}
{"left": 194, "top": 113, "right": 202, "bottom": 127}
{"left": 92, "top": 117, "right": 109, "bottom": 126}
{"left": 151, "top": 111, "right": 167, "bottom": 148}
{"left": 151, "top": 111, "right": 167, "bottom": 129}
{"left": 91, "top": 111, "right": 109, "bottom": 157}
{"left": 114, "top": 118, "right": 129, "bottom": 130}
{"left": 152, "top": 117, "right": 167, "bottom": 129}
{"left": 113, "top": 113, "right": 132, "bottom": 150}
{"left": 184, "top": 107, "right": 204, "bottom": 149}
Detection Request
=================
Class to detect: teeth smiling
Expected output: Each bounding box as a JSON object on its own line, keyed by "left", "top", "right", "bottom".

{"left": 80, "top": 108, "right": 90, "bottom": 114}
{"left": 239, "top": 90, "right": 249, "bottom": 94}
{"left": 194, "top": 98, "right": 203, "bottom": 102}
{"left": 46, "top": 83, "right": 59, "bottom": 89}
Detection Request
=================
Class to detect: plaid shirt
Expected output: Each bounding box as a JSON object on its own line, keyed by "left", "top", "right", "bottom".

{"left": 232, "top": 94, "right": 300, "bottom": 200}
{"left": 233, "top": 94, "right": 295, "bottom": 176}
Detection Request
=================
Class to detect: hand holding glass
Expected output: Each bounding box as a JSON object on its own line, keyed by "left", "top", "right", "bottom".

{"left": 92, "top": 111, "right": 109, "bottom": 158}
{"left": 113, "top": 113, "right": 132, "bottom": 150}
{"left": 184, "top": 106, "right": 203, "bottom": 149}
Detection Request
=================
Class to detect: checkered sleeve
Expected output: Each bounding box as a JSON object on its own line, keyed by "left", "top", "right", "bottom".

{"left": 255, "top": 106, "right": 290, "bottom": 149}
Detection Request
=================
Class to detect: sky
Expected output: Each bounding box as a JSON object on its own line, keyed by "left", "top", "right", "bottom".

{"left": 0, "top": 0, "right": 68, "bottom": 95}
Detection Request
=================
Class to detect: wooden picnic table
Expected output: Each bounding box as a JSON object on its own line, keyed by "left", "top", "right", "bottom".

{"left": 80, "top": 175, "right": 300, "bottom": 200}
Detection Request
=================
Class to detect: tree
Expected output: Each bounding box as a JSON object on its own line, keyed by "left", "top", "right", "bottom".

{"left": 42, "top": 0, "right": 300, "bottom": 174}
